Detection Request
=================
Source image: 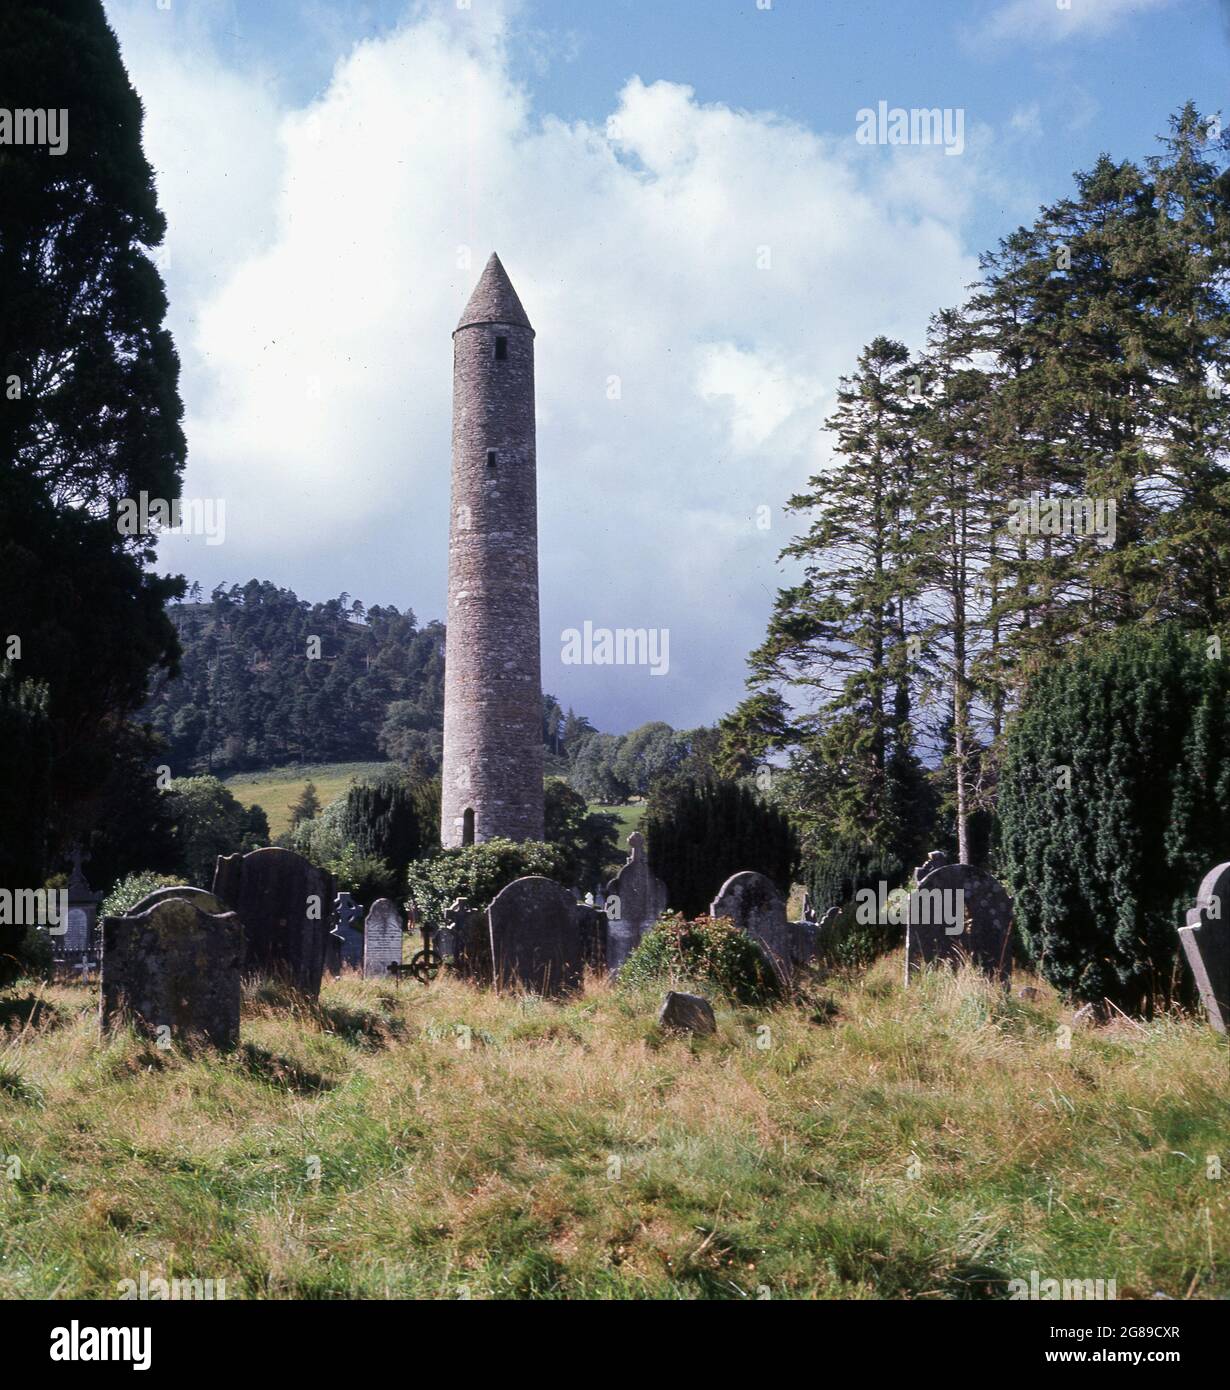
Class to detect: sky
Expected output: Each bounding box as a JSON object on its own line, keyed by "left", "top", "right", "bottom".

{"left": 104, "top": 0, "right": 1230, "bottom": 734}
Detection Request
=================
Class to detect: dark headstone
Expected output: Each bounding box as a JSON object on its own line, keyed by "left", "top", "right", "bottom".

{"left": 604, "top": 831, "right": 668, "bottom": 973}
{"left": 328, "top": 892, "right": 364, "bottom": 976}
{"left": 710, "top": 871, "right": 793, "bottom": 983}
{"left": 212, "top": 847, "right": 332, "bottom": 997}
{"left": 657, "top": 991, "right": 716, "bottom": 1035}
{"left": 100, "top": 899, "right": 242, "bottom": 1049}
{"left": 488, "top": 876, "right": 582, "bottom": 996}
{"left": 576, "top": 902, "right": 607, "bottom": 973}
{"left": 1179, "top": 862, "right": 1230, "bottom": 1034}
{"left": 435, "top": 896, "right": 489, "bottom": 979}
{"left": 791, "top": 919, "right": 819, "bottom": 966}
{"left": 363, "top": 898, "right": 404, "bottom": 979}
{"left": 906, "top": 862, "right": 1013, "bottom": 986}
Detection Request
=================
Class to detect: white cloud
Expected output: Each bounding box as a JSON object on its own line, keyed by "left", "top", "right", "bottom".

{"left": 970, "top": 0, "right": 1178, "bottom": 48}
{"left": 106, "top": 0, "right": 984, "bottom": 732}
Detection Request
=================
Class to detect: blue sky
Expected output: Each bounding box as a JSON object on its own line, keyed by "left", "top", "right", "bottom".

{"left": 106, "top": 0, "right": 1229, "bottom": 733}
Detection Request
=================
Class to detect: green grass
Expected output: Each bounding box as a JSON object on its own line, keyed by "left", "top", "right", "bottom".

{"left": 0, "top": 957, "right": 1225, "bottom": 1300}
{"left": 223, "top": 762, "right": 393, "bottom": 836}
{"left": 591, "top": 802, "right": 646, "bottom": 847}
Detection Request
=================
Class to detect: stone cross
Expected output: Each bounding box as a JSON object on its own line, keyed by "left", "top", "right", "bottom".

{"left": 1179, "top": 863, "right": 1230, "bottom": 1034}
{"left": 329, "top": 892, "right": 365, "bottom": 974}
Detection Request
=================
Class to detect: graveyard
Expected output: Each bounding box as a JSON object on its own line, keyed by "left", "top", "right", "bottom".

{"left": 2, "top": 948, "right": 1225, "bottom": 1300}
{"left": 3, "top": 0, "right": 1230, "bottom": 1327}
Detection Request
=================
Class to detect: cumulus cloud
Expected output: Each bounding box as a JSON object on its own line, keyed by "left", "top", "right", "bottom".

{"left": 107, "top": 0, "right": 984, "bottom": 732}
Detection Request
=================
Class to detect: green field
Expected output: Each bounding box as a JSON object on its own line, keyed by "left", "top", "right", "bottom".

{"left": 0, "top": 959, "right": 1225, "bottom": 1298}
{"left": 224, "top": 762, "right": 393, "bottom": 836}
{"left": 591, "top": 802, "right": 646, "bottom": 848}
{"left": 223, "top": 764, "right": 646, "bottom": 846}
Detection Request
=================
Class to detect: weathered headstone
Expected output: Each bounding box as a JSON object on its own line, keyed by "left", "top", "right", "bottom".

{"left": 488, "top": 876, "right": 582, "bottom": 995}
{"left": 906, "top": 860, "right": 1013, "bottom": 986}
{"left": 127, "top": 885, "right": 226, "bottom": 916}
{"left": 604, "top": 831, "right": 668, "bottom": 973}
{"left": 435, "top": 896, "right": 489, "bottom": 979}
{"left": 363, "top": 898, "right": 404, "bottom": 979}
{"left": 710, "top": 871, "right": 793, "bottom": 982}
{"left": 61, "top": 849, "right": 102, "bottom": 960}
{"left": 100, "top": 898, "right": 242, "bottom": 1049}
{"left": 212, "top": 847, "right": 332, "bottom": 996}
{"left": 329, "top": 892, "right": 365, "bottom": 975}
{"left": 657, "top": 990, "right": 716, "bottom": 1035}
{"left": 1179, "top": 862, "right": 1230, "bottom": 1034}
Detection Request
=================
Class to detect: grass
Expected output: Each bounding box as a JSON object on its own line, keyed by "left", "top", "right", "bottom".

{"left": 0, "top": 955, "right": 1225, "bottom": 1300}
{"left": 223, "top": 761, "right": 393, "bottom": 835}
{"left": 591, "top": 801, "right": 646, "bottom": 846}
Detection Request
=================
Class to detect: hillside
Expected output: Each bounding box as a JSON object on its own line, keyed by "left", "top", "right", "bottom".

{"left": 0, "top": 959, "right": 1225, "bottom": 1299}
{"left": 223, "top": 761, "right": 396, "bottom": 837}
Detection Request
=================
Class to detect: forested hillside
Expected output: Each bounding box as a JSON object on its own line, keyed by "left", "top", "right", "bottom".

{"left": 143, "top": 581, "right": 446, "bottom": 775}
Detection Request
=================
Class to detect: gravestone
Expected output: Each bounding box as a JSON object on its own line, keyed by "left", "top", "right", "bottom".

{"left": 127, "top": 885, "right": 226, "bottom": 916}
{"left": 328, "top": 892, "right": 365, "bottom": 976}
{"left": 1179, "top": 862, "right": 1230, "bottom": 1034}
{"left": 435, "top": 896, "right": 489, "bottom": 980}
{"left": 906, "top": 860, "right": 1013, "bottom": 986}
{"left": 212, "top": 847, "right": 332, "bottom": 997}
{"left": 61, "top": 850, "right": 102, "bottom": 961}
{"left": 100, "top": 898, "right": 242, "bottom": 1049}
{"left": 488, "top": 876, "right": 583, "bottom": 996}
{"left": 604, "top": 831, "right": 668, "bottom": 973}
{"left": 576, "top": 902, "right": 607, "bottom": 973}
{"left": 658, "top": 991, "right": 716, "bottom": 1035}
{"left": 710, "top": 871, "right": 793, "bottom": 983}
{"left": 363, "top": 898, "right": 404, "bottom": 979}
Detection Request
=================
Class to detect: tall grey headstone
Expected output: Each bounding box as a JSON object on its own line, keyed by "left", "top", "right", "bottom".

{"left": 363, "top": 898, "right": 404, "bottom": 979}
{"left": 100, "top": 898, "right": 242, "bottom": 1049}
{"left": 1179, "top": 863, "right": 1230, "bottom": 1034}
{"left": 906, "top": 861, "right": 1013, "bottom": 986}
{"left": 710, "top": 871, "right": 793, "bottom": 983}
{"left": 489, "top": 876, "right": 583, "bottom": 996}
{"left": 604, "top": 831, "right": 668, "bottom": 973}
{"left": 212, "top": 847, "right": 332, "bottom": 997}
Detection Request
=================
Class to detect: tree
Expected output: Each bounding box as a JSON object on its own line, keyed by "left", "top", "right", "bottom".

{"left": 340, "top": 770, "right": 434, "bottom": 885}
{"left": 643, "top": 778, "right": 799, "bottom": 919}
{"left": 163, "top": 776, "right": 267, "bottom": 887}
{"left": 543, "top": 778, "right": 621, "bottom": 889}
{"left": 997, "top": 624, "right": 1230, "bottom": 1013}
{"left": 0, "top": 0, "right": 186, "bottom": 878}
{"left": 289, "top": 781, "right": 322, "bottom": 828}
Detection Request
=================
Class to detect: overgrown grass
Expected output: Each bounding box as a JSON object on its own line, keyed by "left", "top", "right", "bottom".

{"left": 0, "top": 958, "right": 1225, "bottom": 1299}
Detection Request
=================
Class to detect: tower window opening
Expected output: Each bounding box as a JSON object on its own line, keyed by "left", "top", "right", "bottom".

{"left": 494, "top": 336, "right": 508, "bottom": 360}
{"left": 462, "top": 808, "right": 475, "bottom": 846}
{"left": 486, "top": 450, "right": 497, "bottom": 471}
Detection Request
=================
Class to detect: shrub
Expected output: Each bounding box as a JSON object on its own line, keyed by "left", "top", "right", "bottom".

{"left": 405, "top": 839, "right": 568, "bottom": 926}
{"left": 643, "top": 777, "right": 799, "bottom": 918}
{"left": 620, "top": 913, "right": 780, "bottom": 1004}
{"left": 817, "top": 893, "right": 905, "bottom": 970}
{"left": 100, "top": 871, "right": 183, "bottom": 918}
{"left": 997, "top": 624, "right": 1230, "bottom": 1013}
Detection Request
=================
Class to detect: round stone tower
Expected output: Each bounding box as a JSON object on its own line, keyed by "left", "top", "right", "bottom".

{"left": 440, "top": 253, "right": 545, "bottom": 848}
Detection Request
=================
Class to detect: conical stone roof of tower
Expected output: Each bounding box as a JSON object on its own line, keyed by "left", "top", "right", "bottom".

{"left": 456, "top": 253, "right": 533, "bottom": 333}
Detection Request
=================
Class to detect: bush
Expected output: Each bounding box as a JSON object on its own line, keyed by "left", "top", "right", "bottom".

{"left": 997, "top": 624, "right": 1230, "bottom": 1013}
{"left": 163, "top": 776, "right": 268, "bottom": 886}
{"left": 100, "top": 870, "right": 183, "bottom": 918}
{"left": 620, "top": 913, "right": 780, "bottom": 1005}
{"left": 817, "top": 893, "right": 905, "bottom": 970}
{"left": 405, "top": 839, "right": 568, "bottom": 927}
